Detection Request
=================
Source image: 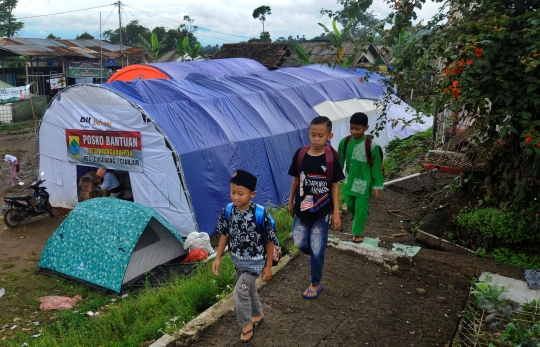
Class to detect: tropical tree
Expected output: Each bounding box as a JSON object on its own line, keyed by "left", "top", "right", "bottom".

{"left": 103, "top": 20, "right": 150, "bottom": 46}
{"left": 138, "top": 32, "right": 166, "bottom": 62}
{"left": 252, "top": 5, "right": 272, "bottom": 33}
{"left": 0, "top": 0, "right": 23, "bottom": 37}
{"left": 379, "top": 0, "right": 540, "bottom": 233}
{"left": 174, "top": 36, "right": 201, "bottom": 61}
{"left": 318, "top": 17, "right": 361, "bottom": 68}
{"left": 46, "top": 33, "right": 60, "bottom": 39}
{"left": 76, "top": 32, "right": 94, "bottom": 39}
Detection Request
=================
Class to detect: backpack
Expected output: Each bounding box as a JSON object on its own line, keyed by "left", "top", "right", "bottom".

{"left": 296, "top": 143, "right": 339, "bottom": 186}
{"left": 225, "top": 203, "right": 281, "bottom": 266}
{"left": 342, "top": 135, "right": 385, "bottom": 175}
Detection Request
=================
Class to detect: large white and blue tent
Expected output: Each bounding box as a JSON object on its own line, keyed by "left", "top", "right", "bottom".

{"left": 38, "top": 58, "right": 431, "bottom": 237}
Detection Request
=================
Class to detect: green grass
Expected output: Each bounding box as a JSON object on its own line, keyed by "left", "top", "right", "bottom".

{"left": 383, "top": 128, "right": 433, "bottom": 177}
{"left": 0, "top": 120, "right": 37, "bottom": 133}
{"left": 5, "top": 258, "right": 236, "bottom": 347}
{"left": 3, "top": 206, "right": 297, "bottom": 347}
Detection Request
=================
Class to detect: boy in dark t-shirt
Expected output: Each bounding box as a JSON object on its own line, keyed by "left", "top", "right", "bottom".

{"left": 288, "top": 116, "right": 345, "bottom": 299}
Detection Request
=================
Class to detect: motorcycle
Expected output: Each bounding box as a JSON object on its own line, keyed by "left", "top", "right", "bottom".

{"left": 2, "top": 173, "right": 54, "bottom": 228}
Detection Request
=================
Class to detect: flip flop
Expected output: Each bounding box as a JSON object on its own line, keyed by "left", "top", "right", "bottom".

{"left": 302, "top": 284, "right": 323, "bottom": 299}
{"left": 351, "top": 236, "right": 364, "bottom": 243}
{"left": 253, "top": 317, "right": 264, "bottom": 330}
{"left": 240, "top": 327, "right": 254, "bottom": 343}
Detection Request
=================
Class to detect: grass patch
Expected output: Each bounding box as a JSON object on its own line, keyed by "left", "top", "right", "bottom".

{"left": 4, "top": 258, "right": 236, "bottom": 347}
{"left": 0, "top": 120, "right": 37, "bottom": 133}
{"left": 383, "top": 128, "right": 433, "bottom": 177}
{"left": 1, "top": 262, "right": 15, "bottom": 269}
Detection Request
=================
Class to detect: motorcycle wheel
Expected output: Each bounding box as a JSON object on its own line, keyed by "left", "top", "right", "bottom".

{"left": 4, "top": 209, "right": 21, "bottom": 228}
{"left": 46, "top": 202, "right": 55, "bottom": 217}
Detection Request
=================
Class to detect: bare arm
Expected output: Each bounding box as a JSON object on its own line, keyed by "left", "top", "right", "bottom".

{"left": 331, "top": 181, "right": 341, "bottom": 230}
{"left": 261, "top": 241, "right": 274, "bottom": 281}
{"left": 288, "top": 176, "right": 299, "bottom": 216}
{"left": 212, "top": 235, "right": 229, "bottom": 276}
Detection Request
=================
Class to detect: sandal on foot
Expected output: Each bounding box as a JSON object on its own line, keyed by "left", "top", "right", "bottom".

{"left": 352, "top": 236, "right": 364, "bottom": 243}
{"left": 240, "top": 327, "right": 254, "bottom": 343}
{"left": 253, "top": 317, "right": 264, "bottom": 330}
{"left": 302, "top": 284, "right": 323, "bottom": 299}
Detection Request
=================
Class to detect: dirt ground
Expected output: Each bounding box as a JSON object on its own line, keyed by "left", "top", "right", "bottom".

{"left": 0, "top": 129, "right": 524, "bottom": 346}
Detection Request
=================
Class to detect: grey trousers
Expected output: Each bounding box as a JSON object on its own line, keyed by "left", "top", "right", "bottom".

{"left": 234, "top": 269, "right": 263, "bottom": 327}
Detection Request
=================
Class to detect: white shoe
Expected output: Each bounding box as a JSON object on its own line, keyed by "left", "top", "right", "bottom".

{"left": 18, "top": 182, "right": 24, "bottom": 186}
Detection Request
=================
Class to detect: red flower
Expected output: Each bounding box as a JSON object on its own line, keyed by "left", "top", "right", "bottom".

{"left": 396, "top": 1, "right": 401, "bottom": 7}
{"left": 534, "top": 53, "right": 538, "bottom": 58}
{"left": 403, "top": 8, "right": 408, "bottom": 13}
{"left": 475, "top": 48, "right": 483, "bottom": 57}
{"left": 526, "top": 137, "right": 532, "bottom": 143}
{"left": 466, "top": 60, "right": 473, "bottom": 65}
{"left": 494, "top": 26, "right": 498, "bottom": 30}
{"left": 459, "top": 59, "right": 465, "bottom": 66}
{"left": 473, "top": 42, "right": 478, "bottom": 46}
{"left": 452, "top": 80, "right": 459, "bottom": 88}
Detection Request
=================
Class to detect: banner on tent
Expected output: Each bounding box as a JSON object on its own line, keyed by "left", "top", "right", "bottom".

{"left": 65, "top": 129, "right": 143, "bottom": 172}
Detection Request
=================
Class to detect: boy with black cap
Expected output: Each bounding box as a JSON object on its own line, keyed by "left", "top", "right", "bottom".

{"left": 338, "top": 112, "right": 384, "bottom": 243}
{"left": 212, "top": 169, "right": 276, "bottom": 343}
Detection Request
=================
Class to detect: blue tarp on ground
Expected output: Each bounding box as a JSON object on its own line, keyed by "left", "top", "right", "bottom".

{"left": 104, "top": 59, "right": 428, "bottom": 235}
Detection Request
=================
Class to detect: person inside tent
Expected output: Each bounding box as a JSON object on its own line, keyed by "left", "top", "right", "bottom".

{"left": 5, "top": 154, "right": 23, "bottom": 187}
{"left": 96, "top": 168, "right": 122, "bottom": 198}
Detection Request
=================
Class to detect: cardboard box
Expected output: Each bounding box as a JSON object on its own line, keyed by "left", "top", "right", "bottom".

{"left": 80, "top": 191, "right": 96, "bottom": 199}
{"left": 100, "top": 189, "right": 109, "bottom": 197}
{"left": 81, "top": 176, "right": 92, "bottom": 183}
{"left": 81, "top": 182, "right": 94, "bottom": 192}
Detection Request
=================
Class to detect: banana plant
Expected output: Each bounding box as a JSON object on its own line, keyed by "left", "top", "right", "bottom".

{"left": 138, "top": 32, "right": 166, "bottom": 62}
{"left": 175, "top": 36, "right": 201, "bottom": 61}
{"left": 295, "top": 43, "right": 311, "bottom": 65}
{"left": 317, "top": 17, "right": 357, "bottom": 68}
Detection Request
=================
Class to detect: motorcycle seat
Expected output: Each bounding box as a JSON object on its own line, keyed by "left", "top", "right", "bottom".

{"left": 4, "top": 195, "right": 32, "bottom": 200}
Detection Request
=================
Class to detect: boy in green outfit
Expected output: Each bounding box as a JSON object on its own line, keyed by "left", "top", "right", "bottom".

{"left": 338, "top": 112, "right": 384, "bottom": 243}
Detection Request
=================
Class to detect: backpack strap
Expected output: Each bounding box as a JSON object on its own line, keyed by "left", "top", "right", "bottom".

{"left": 365, "top": 136, "right": 373, "bottom": 167}
{"left": 255, "top": 204, "right": 278, "bottom": 246}
{"left": 342, "top": 135, "right": 353, "bottom": 160}
{"left": 225, "top": 202, "right": 234, "bottom": 222}
{"left": 296, "top": 145, "right": 310, "bottom": 176}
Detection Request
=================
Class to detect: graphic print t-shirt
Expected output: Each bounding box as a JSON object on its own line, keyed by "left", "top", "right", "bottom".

{"left": 288, "top": 148, "right": 345, "bottom": 223}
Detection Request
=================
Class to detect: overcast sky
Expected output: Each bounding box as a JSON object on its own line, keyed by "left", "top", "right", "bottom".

{"left": 13, "top": 0, "right": 440, "bottom": 46}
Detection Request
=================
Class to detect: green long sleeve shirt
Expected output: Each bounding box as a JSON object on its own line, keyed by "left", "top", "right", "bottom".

{"left": 338, "top": 135, "right": 384, "bottom": 198}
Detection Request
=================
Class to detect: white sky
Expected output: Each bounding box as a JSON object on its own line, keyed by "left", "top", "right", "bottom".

{"left": 13, "top": 0, "right": 441, "bottom": 46}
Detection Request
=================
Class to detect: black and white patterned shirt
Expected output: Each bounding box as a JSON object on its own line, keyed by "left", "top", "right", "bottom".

{"left": 215, "top": 202, "right": 277, "bottom": 274}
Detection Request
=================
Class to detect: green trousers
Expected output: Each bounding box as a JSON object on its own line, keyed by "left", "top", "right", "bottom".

{"left": 345, "top": 194, "right": 370, "bottom": 236}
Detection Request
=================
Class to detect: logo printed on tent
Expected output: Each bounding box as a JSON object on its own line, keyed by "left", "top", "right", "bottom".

{"left": 69, "top": 135, "right": 81, "bottom": 158}
{"left": 76, "top": 260, "right": 86, "bottom": 272}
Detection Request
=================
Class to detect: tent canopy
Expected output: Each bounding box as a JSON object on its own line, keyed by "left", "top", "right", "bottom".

{"left": 39, "top": 58, "right": 431, "bottom": 237}
{"left": 38, "top": 198, "right": 185, "bottom": 293}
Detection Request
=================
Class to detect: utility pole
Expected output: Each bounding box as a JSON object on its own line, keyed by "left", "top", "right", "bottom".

{"left": 117, "top": 1, "right": 124, "bottom": 68}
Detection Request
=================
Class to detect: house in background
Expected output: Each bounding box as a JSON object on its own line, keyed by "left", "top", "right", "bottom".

{"left": 158, "top": 51, "right": 205, "bottom": 63}
{"left": 211, "top": 42, "right": 291, "bottom": 69}
{"left": 0, "top": 38, "right": 143, "bottom": 96}
{"left": 282, "top": 41, "right": 389, "bottom": 72}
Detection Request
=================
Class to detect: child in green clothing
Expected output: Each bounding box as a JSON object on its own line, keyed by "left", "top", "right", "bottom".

{"left": 338, "top": 112, "right": 384, "bottom": 243}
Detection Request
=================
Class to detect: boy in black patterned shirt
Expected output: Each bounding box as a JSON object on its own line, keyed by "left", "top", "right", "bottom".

{"left": 212, "top": 169, "right": 276, "bottom": 343}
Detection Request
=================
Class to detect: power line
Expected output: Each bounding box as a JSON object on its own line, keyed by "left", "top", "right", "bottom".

{"left": 18, "top": 4, "right": 116, "bottom": 19}
{"left": 93, "top": 6, "right": 117, "bottom": 38}
{"left": 123, "top": 3, "right": 251, "bottom": 40}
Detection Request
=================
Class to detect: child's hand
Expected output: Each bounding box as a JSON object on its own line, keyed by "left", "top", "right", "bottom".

{"left": 212, "top": 258, "right": 221, "bottom": 276}
{"left": 374, "top": 189, "right": 381, "bottom": 199}
{"left": 332, "top": 211, "right": 341, "bottom": 230}
{"left": 288, "top": 202, "right": 294, "bottom": 216}
{"left": 261, "top": 265, "right": 273, "bottom": 282}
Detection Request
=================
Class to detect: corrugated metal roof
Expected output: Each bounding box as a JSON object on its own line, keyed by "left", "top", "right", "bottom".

{"left": 0, "top": 38, "right": 141, "bottom": 59}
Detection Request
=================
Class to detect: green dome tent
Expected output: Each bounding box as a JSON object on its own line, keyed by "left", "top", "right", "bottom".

{"left": 38, "top": 198, "right": 186, "bottom": 293}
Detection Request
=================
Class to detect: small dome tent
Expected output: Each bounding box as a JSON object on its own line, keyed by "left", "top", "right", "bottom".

{"left": 38, "top": 58, "right": 431, "bottom": 236}
{"left": 38, "top": 198, "right": 186, "bottom": 293}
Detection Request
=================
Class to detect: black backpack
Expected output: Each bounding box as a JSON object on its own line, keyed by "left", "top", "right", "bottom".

{"left": 342, "top": 135, "right": 385, "bottom": 175}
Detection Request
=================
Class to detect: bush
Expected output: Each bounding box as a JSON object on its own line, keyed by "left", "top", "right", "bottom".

{"left": 454, "top": 207, "right": 538, "bottom": 244}
{"left": 383, "top": 128, "right": 432, "bottom": 177}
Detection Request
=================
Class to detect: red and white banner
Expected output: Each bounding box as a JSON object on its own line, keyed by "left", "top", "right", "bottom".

{"left": 66, "top": 129, "right": 143, "bottom": 172}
